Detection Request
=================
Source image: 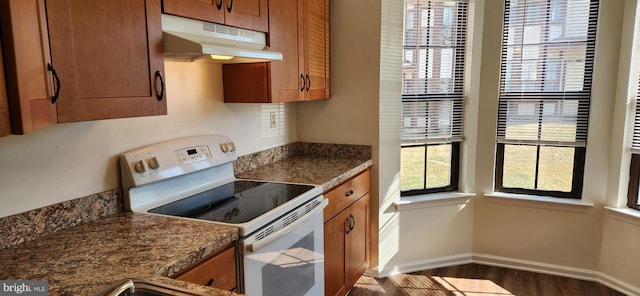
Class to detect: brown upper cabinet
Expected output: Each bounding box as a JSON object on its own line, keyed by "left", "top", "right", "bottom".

{"left": 162, "top": 0, "right": 268, "bottom": 33}
{"left": 0, "top": 35, "right": 11, "bottom": 137}
{"left": 223, "top": 0, "right": 330, "bottom": 103}
{"left": 0, "top": 0, "right": 56, "bottom": 134}
{"left": 0, "top": 0, "right": 166, "bottom": 134}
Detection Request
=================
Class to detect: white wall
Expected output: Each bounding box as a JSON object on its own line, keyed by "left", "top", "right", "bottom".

{"left": 0, "top": 60, "right": 296, "bottom": 218}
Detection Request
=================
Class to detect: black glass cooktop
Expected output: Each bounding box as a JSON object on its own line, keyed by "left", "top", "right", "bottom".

{"left": 148, "top": 180, "right": 314, "bottom": 224}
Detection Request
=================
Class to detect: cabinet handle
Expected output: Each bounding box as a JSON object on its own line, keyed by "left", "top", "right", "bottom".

{"left": 216, "top": 0, "right": 223, "bottom": 10}
{"left": 300, "top": 74, "right": 305, "bottom": 92}
{"left": 345, "top": 190, "right": 354, "bottom": 197}
{"left": 345, "top": 217, "right": 351, "bottom": 234}
{"left": 154, "top": 70, "right": 165, "bottom": 101}
{"left": 226, "top": 0, "right": 234, "bottom": 13}
{"left": 349, "top": 214, "right": 355, "bottom": 231}
{"left": 306, "top": 74, "right": 311, "bottom": 92}
{"left": 48, "top": 63, "right": 61, "bottom": 104}
{"left": 206, "top": 278, "right": 215, "bottom": 287}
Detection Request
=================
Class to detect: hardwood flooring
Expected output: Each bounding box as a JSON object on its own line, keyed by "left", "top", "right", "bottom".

{"left": 348, "top": 264, "right": 627, "bottom": 296}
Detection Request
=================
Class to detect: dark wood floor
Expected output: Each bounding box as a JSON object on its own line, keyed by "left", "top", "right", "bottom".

{"left": 348, "top": 264, "right": 627, "bottom": 296}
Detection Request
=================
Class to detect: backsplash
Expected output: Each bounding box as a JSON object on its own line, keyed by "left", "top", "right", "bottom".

{"left": 234, "top": 142, "right": 372, "bottom": 175}
{"left": 0, "top": 189, "right": 122, "bottom": 249}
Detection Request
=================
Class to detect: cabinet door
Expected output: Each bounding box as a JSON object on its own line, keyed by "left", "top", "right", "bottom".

{"left": 46, "top": 0, "right": 166, "bottom": 122}
{"left": 163, "top": 0, "right": 225, "bottom": 24}
{"left": 0, "top": 0, "right": 56, "bottom": 134}
{"left": 176, "top": 245, "right": 237, "bottom": 291}
{"left": 224, "top": 0, "right": 268, "bottom": 32}
{"left": 324, "top": 209, "right": 350, "bottom": 296}
{"left": 302, "top": 0, "right": 330, "bottom": 100}
{"left": 0, "top": 30, "right": 11, "bottom": 137}
{"left": 346, "top": 193, "right": 370, "bottom": 287}
{"left": 267, "top": 0, "right": 303, "bottom": 102}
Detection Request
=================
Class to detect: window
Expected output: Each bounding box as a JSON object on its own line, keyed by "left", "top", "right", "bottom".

{"left": 495, "top": 0, "right": 598, "bottom": 199}
{"left": 627, "top": 2, "right": 640, "bottom": 211}
{"left": 401, "top": 0, "right": 467, "bottom": 195}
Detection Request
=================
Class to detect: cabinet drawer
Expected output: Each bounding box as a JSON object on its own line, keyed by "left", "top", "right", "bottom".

{"left": 324, "top": 169, "right": 370, "bottom": 222}
{"left": 175, "top": 245, "right": 236, "bottom": 291}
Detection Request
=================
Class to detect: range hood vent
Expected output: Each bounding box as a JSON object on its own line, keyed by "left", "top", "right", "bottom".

{"left": 161, "top": 14, "right": 283, "bottom": 63}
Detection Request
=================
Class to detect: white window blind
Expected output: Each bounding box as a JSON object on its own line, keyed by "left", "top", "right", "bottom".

{"left": 497, "top": 0, "right": 598, "bottom": 147}
{"left": 631, "top": 2, "right": 640, "bottom": 152}
{"left": 401, "top": 0, "right": 467, "bottom": 144}
{"left": 633, "top": 78, "right": 640, "bottom": 150}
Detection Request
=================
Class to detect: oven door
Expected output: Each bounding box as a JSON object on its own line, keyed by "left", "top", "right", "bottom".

{"left": 239, "top": 198, "right": 328, "bottom": 296}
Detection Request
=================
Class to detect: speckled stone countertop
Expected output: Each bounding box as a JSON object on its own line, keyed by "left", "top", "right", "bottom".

{"left": 236, "top": 156, "right": 373, "bottom": 191}
{"left": 0, "top": 212, "right": 239, "bottom": 296}
{"left": 234, "top": 142, "right": 373, "bottom": 191}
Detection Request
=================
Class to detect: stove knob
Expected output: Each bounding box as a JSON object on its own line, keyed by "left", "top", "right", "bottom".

{"left": 220, "top": 143, "right": 230, "bottom": 153}
{"left": 133, "top": 160, "right": 146, "bottom": 173}
{"left": 148, "top": 157, "right": 160, "bottom": 169}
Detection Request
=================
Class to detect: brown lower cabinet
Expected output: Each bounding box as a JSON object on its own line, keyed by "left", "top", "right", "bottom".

{"left": 174, "top": 243, "right": 237, "bottom": 291}
{"left": 324, "top": 169, "right": 371, "bottom": 296}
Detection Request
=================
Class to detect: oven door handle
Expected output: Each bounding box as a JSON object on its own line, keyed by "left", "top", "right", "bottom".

{"left": 247, "top": 198, "right": 329, "bottom": 253}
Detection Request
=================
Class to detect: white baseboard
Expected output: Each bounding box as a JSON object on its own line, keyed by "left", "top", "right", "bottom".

{"left": 367, "top": 253, "right": 640, "bottom": 296}
{"left": 472, "top": 253, "right": 599, "bottom": 281}
{"left": 364, "top": 253, "right": 473, "bottom": 278}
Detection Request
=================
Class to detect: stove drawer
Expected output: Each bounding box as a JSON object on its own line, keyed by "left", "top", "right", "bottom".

{"left": 323, "top": 169, "right": 370, "bottom": 222}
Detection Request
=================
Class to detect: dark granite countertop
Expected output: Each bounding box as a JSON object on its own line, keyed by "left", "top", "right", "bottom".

{"left": 236, "top": 156, "right": 373, "bottom": 192}
{"left": 0, "top": 212, "right": 239, "bottom": 295}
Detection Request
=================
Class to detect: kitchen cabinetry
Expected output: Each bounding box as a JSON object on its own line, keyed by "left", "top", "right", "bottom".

{"left": 0, "top": 31, "right": 11, "bottom": 137}
{"left": 0, "top": 0, "right": 166, "bottom": 134}
{"left": 163, "top": 0, "right": 268, "bottom": 32}
{"left": 174, "top": 243, "right": 237, "bottom": 291}
{"left": 46, "top": 0, "right": 166, "bottom": 123}
{"left": 222, "top": 0, "right": 330, "bottom": 103}
{"left": 324, "top": 169, "right": 370, "bottom": 296}
{"left": 0, "top": 0, "right": 56, "bottom": 134}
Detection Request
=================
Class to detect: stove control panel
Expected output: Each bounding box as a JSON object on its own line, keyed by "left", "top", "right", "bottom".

{"left": 120, "top": 135, "right": 238, "bottom": 187}
{"left": 176, "top": 145, "right": 212, "bottom": 165}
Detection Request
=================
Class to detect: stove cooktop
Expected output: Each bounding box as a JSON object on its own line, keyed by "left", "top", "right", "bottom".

{"left": 148, "top": 180, "right": 315, "bottom": 224}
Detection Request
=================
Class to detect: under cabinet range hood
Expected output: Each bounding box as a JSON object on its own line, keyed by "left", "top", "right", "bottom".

{"left": 161, "top": 14, "right": 283, "bottom": 63}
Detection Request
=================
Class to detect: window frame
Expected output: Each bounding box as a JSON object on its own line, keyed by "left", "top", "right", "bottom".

{"left": 400, "top": 0, "right": 468, "bottom": 197}
{"left": 401, "top": 142, "right": 460, "bottom": 196}
{"left": 495, "top": 143, "right": 586, "bottom": 199}
{"left": 494, "top": 0, "right": 599, "bottom": 199}
{"left": 627, "top": 154, "right": 640, "bottom": 210}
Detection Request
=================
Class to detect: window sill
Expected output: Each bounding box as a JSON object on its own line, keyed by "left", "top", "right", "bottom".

{"left": 484, "top": 192, "right": 594, "bottom": 213}
{"left": 394, "top": 192, "right": 475, "bottom": 211}
{"left": 605, "top": 207, "right": 640, "bottom": 226}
